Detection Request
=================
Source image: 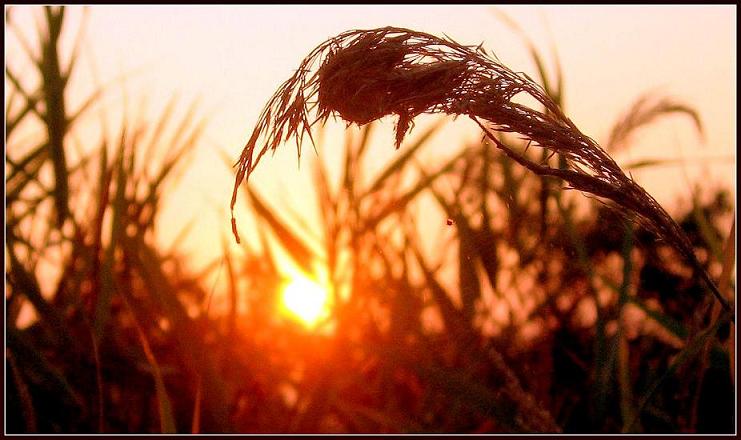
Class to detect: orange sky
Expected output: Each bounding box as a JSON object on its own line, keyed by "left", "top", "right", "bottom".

{"left": 5, "top": 5, "right": 736, "bottom": 277}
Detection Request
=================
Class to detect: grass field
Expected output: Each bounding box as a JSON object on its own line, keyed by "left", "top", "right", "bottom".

{"left": 5, "top": 6, "right": 735, "bottom": 434}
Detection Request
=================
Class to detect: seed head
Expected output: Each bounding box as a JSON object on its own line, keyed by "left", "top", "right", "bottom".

{"left": 230, "top": 26, "right": 731, "bottom": 314}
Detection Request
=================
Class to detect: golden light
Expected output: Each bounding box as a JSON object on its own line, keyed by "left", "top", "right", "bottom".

{"left": 280, "top": 274, "right": 331, "bottom": 328}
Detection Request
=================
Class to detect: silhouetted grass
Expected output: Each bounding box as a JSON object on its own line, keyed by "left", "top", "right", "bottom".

{"left": 229, "top": 24, "right": 734, "bottom": 434}
{"left": 6, "top": 7, "right": 735, "bottom": 434}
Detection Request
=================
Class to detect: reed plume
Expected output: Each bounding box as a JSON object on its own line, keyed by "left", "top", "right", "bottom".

{"left": 231, "top": 26, "right": 733, "bottom": 314}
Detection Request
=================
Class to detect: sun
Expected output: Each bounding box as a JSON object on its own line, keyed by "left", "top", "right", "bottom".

{"left": 280, "top": 275, "right": 331, "bottom": 328}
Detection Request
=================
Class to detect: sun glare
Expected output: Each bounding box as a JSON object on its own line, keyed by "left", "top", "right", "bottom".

{"left": 280, "top": 275, "right": 331, "bottom": 328}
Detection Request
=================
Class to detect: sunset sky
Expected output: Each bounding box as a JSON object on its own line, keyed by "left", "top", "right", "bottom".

{"left": 6, "top": 5, "right": 736, "bottom": 274}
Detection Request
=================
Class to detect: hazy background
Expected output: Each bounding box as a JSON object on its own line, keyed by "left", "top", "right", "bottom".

{"left": 6, "top": 4, "right": 736, "bottom": 271}
{"left": 5, "top": 6, "right": 736, "bottom": 433}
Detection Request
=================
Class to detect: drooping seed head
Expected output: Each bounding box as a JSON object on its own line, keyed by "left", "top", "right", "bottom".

{"left": 230, "top": 26, "right": 731, "bottom": 315}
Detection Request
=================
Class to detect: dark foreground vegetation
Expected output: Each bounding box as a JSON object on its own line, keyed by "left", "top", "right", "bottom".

{"left": 6, "top": 6, "right": 735, "bottom": 433}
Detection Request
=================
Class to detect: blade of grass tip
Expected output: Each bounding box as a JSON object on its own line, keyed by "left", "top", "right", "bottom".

{"left": 606, "top": 95, "right": 703, "bottom": 153}
{"left": 120, "top": 292, "right": 177, "bottom": 434}
{"left": 7, "top": 350, "right": 38, "bottom": 432}
{"left": 60, "top": 6, "right": 88, "bottom": 87}
{"left": 147, "top": 115, "right": 207, "bottom": 203}
{"left": 73, "top": 39, "right": 147, "bottom": 141}
{"left": 491, "top": 8, "right": 559, "bottom": 104}
{"left": 546, "top": 18, "right": 564, "bottom": 109}
{"left": 7, "top": 9, "right": 42, "bottom": 68}
{"left": 528, "top": 42, "right": 557, "bottom": 104}
{"left": 126, "top": 98, "right": 147, "bottom": 191}
{"left": 141, "top": 95, "right": 179, "bottom": 171}
{"left": 166, "top": 116, "right": 208, "bottom": 181}
{"left": 164, "top": 97, "right": 202, "bottom": 160}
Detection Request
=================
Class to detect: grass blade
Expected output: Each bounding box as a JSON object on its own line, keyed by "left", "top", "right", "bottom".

{"left": 607, "top": 95, "right": 703, "bottom": 152}
{"left": 362, "top": 119, "right": 444, "bottom": 197}
{"left": 361, "top": 147, "right": 466, "bottom": 232}
{"left": 41, "top": 6, "right": 71, "bottom": 227}
{"left": 246, "top": 186, "right": 319, "bottom": 275}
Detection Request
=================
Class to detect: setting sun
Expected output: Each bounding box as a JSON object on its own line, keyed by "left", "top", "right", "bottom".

{"left": 280, "top": 275, "right": 331, "bottom": 328}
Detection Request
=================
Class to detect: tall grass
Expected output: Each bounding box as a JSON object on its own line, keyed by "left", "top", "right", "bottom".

{"left": 6, "top": 6, "right": 225, "bottom": 433}
{"left": 6, "top": 8, "right": 735, "bottom": 434}
{"left": 229, "top": 25, "right": 735, "bottom": 433}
